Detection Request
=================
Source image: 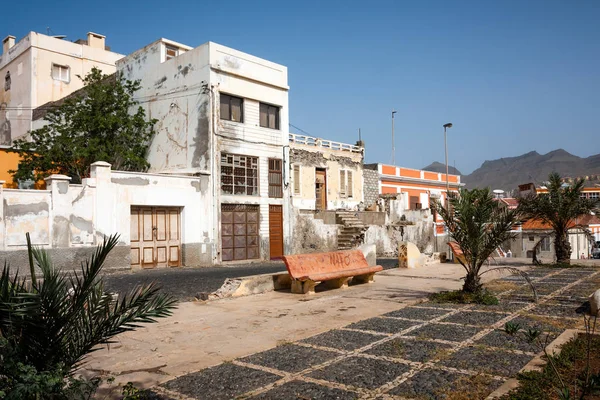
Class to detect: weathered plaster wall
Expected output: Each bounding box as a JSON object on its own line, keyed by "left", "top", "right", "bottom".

{"left": 291, "top": 210, "right": 338, "bottom": 254}
{"left": 0, "top": 162, "right": 213, "bottom": 271}
{"left": 290, "top": 145, "right": 363, "bottom": 211}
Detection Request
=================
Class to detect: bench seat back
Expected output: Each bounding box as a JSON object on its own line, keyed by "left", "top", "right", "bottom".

{"left": 282, "top": 250, "right": 370, "bottom": 281}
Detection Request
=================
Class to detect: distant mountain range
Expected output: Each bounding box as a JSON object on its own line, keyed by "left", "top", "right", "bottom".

{"left": 423, "top": 149, "right": 600, "bottom": 192}
{"left": 421, "top": 161, "right": 462, "bottom": 176}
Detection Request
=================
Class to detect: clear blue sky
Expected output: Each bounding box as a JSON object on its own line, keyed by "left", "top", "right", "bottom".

{"left": 4, "top": 0, "right": 599, "bottom": 174}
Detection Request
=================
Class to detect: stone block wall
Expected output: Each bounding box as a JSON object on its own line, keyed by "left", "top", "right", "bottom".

{"left": 363, "top": 169, "right": 379, "bottom": 207}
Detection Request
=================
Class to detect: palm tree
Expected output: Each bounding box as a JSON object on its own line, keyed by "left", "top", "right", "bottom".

{"left": 518, "top": 172, "right": 599, "bottom": 264}
{"left": 0, "top": 234, "right": 177, "bottom": 384}
{"left": 434, "top": 188, "right": 520, "bottom": 293}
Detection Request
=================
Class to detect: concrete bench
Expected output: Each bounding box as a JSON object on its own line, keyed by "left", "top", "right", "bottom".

{"left": 448, "top": 241, "right": 466, "bottom": 264}
{"left": 282, "top": 250, "right": 383, "bottom": 294}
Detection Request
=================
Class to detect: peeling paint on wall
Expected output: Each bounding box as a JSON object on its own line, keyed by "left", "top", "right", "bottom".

{"left": 4, "top": 200, "right": 48, "bottom": 217}
{"left": 111, "top": 177, "right": 150, "bottom": 186}
{"left": 191, "top": 97, "right": 209, "bottom": 170}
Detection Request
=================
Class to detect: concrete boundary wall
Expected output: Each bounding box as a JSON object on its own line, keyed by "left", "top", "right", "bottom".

{"left": 0, "top": 161, "right": 213, "bottom": 272}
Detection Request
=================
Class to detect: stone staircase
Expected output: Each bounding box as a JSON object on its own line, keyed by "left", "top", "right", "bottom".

{"left": 336, "top": 211, "right": 368, "bottom": 250}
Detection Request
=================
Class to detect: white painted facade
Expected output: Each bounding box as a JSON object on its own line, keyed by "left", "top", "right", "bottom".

{"left": 0, "top": 32, "right": 123, "bottom": 145}
{"left": 117, "top": 40, "right": 291, "bottom": 263}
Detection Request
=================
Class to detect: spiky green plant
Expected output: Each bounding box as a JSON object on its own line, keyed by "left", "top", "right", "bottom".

{"left": 0, "top": 233, "right": 176, "bottom": 390}
{"left": 518, "top": 172, "right": 599, "bottom": 264}
{"left": 433, "top": 188, "right": 533, "bottom": 294}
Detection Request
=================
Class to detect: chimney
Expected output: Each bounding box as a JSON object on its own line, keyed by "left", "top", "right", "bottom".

{"left": 2, "top": 35, "right": 16, "bottom": 55}
{"left": 86, "top": 32, "right": 106, "bottom": 50}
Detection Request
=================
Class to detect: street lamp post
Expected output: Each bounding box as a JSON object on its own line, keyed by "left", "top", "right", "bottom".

{"left": 392, "top": 110, "right": 397, "bottom": 165}
{"left": 443, "top": 123, "right": 453, "bottom": 210}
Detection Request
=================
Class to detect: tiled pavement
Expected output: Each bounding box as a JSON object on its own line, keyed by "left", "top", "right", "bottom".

{"left": 154, "top": 267, "right": 600, "bottom": 400}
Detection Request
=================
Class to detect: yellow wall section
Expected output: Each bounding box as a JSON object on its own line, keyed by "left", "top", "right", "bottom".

{"left": 0, "top": 149, "right": 20, "bottom": 188}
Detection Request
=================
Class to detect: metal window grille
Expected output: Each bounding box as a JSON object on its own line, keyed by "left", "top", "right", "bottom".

{"left": 221, "top": 153, "right": 258, "bottom": 195}
{"left": 293, "top": 165, "right": 301, "bottom": 196}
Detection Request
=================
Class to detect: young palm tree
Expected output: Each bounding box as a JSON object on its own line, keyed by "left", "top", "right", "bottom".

{"left": 434, "top": 188, "right": 520, "bottom": 293}
{"left": 0, "top": 234, "right": 177, "bottom": 380}
{"left": 518, "top": 172, "right": 599, "bottom": 264}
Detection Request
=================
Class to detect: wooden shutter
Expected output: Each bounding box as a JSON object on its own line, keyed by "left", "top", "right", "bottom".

{"left": 340, "top": 170, "right": 346, "bottom": 197}
{"left": 347, "top": 171, "right": 353, "bottom": 198}
{"left": 293, "top": 165, "right": 301, "bottom": 195}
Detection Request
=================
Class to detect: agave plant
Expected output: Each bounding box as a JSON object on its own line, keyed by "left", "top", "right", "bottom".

{"left": 0, "top": 233, "right": 177, "bottom": 378}
{"left": 434, "top": 188, "right": 536, "bottom": 297}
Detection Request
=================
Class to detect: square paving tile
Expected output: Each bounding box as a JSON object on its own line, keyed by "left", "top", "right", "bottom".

{"left": 510, "top": 314, "right": 578, "bottom": 333}
{"left": 365, "top": 337, "right": 453, "bottom": 362}
{"left": 475, "top": 329, "right": 550, "bottom": 353}
{"left": 346, "top": 317, "right": 420, "bottom": 334}
{"left": 162, "top": 363, "right": 280, "bottom": 400}
{"left": 439, "top": 311, "right": 510, "bottom": 327}
{"left": 301, "top": 329, "right": 383, "bottom": 351}
{"left": 406, "top": 323, "right": 482, "bottom": 342}
{"left": 249, "top": 380, "right": 358, "bottom": 400}
{"left": 441, "top": 346, "right": 533, "bottom": 377}
{"left": 308, "top": 356, "right": 410, "bottom": 389}
{"left": 529, "top": 304, "right": 579, "bottom": 318}
{"left": 535, "top": 284, "right": 566, "bottom": 295}
{"left": 240, "top": 344, "right": 339, "bottom": 373}
{"left": 470, "top": 301, "right": 528, "bottom": 313}
{"left": 383, "top": 306, "right": 451, "bottom": 321}
{"left": 414, "top": 301, "right": 467, "bottom": 309}
{"left": 389, "top": 368, "right": 503, "bottom": 399}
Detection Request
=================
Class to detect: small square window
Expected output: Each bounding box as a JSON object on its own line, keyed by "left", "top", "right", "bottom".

{"left": 259, "top": 103, "right": 280, "bottom": 130}
{"left": 51, "top": 64, "right": 70, "bottom": 82}
{"left": 220, "top": 94, "right": 244, "bottom": 123}
{"left": 165, "top": 45, "right": 179, "bottom": 61}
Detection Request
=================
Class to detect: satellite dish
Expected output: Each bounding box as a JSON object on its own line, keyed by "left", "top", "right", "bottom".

{"left": 493, "top": 189, "right": 505, "bottom": 194}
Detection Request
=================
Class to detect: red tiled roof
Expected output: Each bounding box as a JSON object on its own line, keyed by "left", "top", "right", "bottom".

{"left": 500, "top": 198, "right": 519, "bottom": 209}
{"left": 521, "top": 214, "right": 600, "bottom": 230}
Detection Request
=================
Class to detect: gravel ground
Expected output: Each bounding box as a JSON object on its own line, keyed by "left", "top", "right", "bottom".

{"left": 249, "top": 380, "right": 358, "bottom": 400}
{"left": 366, "top": 338, "right": 453, "bottom": 362}
{"left": 407, "top": 323, "right": 483, "bottom": 342}
{"left": 345, "top": 317, "right": 420, "bottom": 334}
{"left": 529, "top": 304, "right": 580, "bottom": 318}
{"left": 240, "top": 344, "right": 339, "bottom": 373}
{"left": 475, "top": 329, "right": 549, "bottom": 353}
{"left": 441, "top": 346, "right": 533, "bottom": 377}
{"left": 161, "top": 363, "right": 280, "bottom": 400}
{"left": 389, "top": 368, "right": 502, "bottom": 399}
{"left": 300, "top": 329, "right": 383, "bottom": 351}
{"left": 509, "top": 315, "right": 578, "bottom": 333}
{"left": 383, "top": 306, "right": 451, "bottom": 321}
{"left": 439, "top": 311, "right": 510, "bottom": 327}
{"left": 470, "top": 301, "right": 529, "bottom": 313}
{"left": 413, "top": 301, "right": 466, "bottom": 309}
{"left": 308, "top": 356, "right": 410, "bottom": 389}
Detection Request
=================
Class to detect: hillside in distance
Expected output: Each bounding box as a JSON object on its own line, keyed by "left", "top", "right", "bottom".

{"left": 424, "top": 150, "right": 600, "bottom": 191}
{"left": 422, "top": 161, "right": 462, "bottom": 176}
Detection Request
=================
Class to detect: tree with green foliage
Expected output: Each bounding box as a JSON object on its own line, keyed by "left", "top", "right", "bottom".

{"left": 0, "top": 234, "right": 176, "bottom": 398}
{"left": 518, "top": 172, "right": 599, "bottom": 264}
{"left": 433, "top": 188, "right": 521, "bottom": 293}
{"left": 10, "top": 68, "right": 156, "bottom": 184}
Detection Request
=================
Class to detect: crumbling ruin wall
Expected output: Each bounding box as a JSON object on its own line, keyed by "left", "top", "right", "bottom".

{"left": 291, "top": 211, "right": 338, "bottom": 254}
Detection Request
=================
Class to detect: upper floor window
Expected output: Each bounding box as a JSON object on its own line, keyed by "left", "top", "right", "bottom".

{"left": 268, "top": 159, "right": 283, "bottom": 198}
{"left": 4, "top": 72, "right": 10, "bottom": 91}
{"left": 51, "top": 64, "right": 70, "bottom": 83}
{"left": 540, "top": 236, "right": 551, "bottom": 252}
{"left": 221, "top": 153, "right": 258, "bottom": 195}
{"left": 220, "top": 94, "right": 243, "bottom": 123}
{"left": 259, "top": 103, "right": 280, "bottom": 130}
{"left": 292, "top": 165, "right": 301, "bottom": 196}
{"left": 165, "top": 45, "right": 179, "bottom": 61}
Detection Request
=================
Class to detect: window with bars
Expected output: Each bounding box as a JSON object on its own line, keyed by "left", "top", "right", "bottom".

{"left": 268, "top": 159, "right": 283, "bottom": 198}
{"left": 339, "top": 170, "right": 354, "bottom": 198}
{"left": 4, "top": 71, "right": 10, "bottom": 91}
{"left": 51, "top": 64, "right": 70, "bottom": 82}
{"left": 259, "top": 103, "right": 280, "bottom": 129}
{"left": 221, "top": 153, "right": 258, "bottom": 195}
{"left": 220, "top": 93, "right": 243, "bottom": 123}
{"left": 293, "top": 165, "right": 301, "bottom": 196}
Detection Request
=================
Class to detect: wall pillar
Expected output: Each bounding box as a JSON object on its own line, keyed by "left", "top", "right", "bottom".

{"left": 44, "top": 174, "right": 72, "bottom": 247}
{"left": 0, "top": 180, "right": 5, "bottom": 250}
{"left": 89, "top": 161, "right": 115, "bottom": 242}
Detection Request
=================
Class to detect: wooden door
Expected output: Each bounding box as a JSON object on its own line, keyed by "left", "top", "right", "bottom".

{"left": 130, "top": 206, "right": 181, "bottom": 269}
{"left": 269, "top": 205, "right": 284, "bottom": 259}
{"left": 315, "top": 168, "right": 327, "bottom": 210}
{"left": 221, "top": 204, "right": 260, "bottom": 261}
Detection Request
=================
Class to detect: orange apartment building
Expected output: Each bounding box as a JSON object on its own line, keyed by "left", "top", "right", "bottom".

{"left": 364, "top": 163, "right": 463, "bottom": 235}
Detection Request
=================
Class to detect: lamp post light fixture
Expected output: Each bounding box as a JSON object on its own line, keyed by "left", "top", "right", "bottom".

{"left": 392, "top": 110, "right": 397, "bottom": 165}
{"left": 443, "top": 123, "right": 453, "bottom": 210}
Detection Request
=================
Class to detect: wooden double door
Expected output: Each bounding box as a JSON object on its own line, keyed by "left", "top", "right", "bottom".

{"left": 221, "top": 204, "right": 260, "bottom": 261}
{"left": 130, "top": 206, "right": 181, "bottom": 268}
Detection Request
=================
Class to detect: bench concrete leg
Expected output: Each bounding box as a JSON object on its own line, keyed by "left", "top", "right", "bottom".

{"left": 324, "top": 277, "right": 351, "bottom": 290}
{"left": 291, "top": 279, "right": 317, "bottom": 294}
{"left": 353, "top": 272, "right": 375, "bottom": 284}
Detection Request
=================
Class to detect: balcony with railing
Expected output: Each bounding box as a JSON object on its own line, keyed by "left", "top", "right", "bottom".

{"left": 289, "top": 133, "right": 364, "bottom": 154}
